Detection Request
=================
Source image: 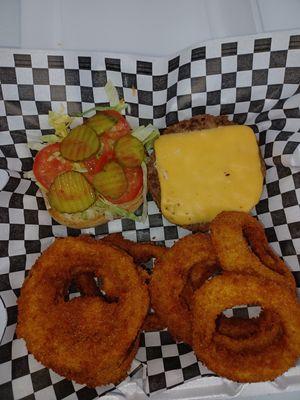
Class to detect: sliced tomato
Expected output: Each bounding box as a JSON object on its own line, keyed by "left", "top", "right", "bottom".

{"left": 109, "top": 166, "right": 143, "bottom": 204}
{"left": 100, "top": 110, "right": 131, "bottom": 140}
{"left": 84, "top": 135, "right": 115, "bottom": 178}
{"left": 33, "top": 143, "right": 72, "bottom": 189}
{"left": 84, "top": 150, "right": 114, "bottom": 177}
{"left": 84, "top": 112, "right": 131, "bottom": 177}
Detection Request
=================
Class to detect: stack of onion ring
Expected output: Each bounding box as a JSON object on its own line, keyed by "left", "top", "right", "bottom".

{"left": 150, "top": 211, "right": 300, "bottom": 382}
{"left": 17, "top": 237, "right": 149, "bottom": 387}
{"left": 192, "top": 273, "right": 300, "bottom": 382}
{"left": 17, "top": 211, "right": 300, "bottom": 386}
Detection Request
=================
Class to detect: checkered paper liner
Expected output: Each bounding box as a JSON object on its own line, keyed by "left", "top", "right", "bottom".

{"left": 1, "top": 30, "right": 300, "bottom": 400}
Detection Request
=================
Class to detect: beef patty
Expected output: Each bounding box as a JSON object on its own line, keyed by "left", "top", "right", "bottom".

{"left": 147, "top": 114, "right": 235, "bottom": 232}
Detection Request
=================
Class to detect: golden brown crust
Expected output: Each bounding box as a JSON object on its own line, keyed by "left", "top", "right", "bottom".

{"left": 150, "top": 233, "right": 219, "bottom": 345}
{"left": 215, "top": 311, "right": 283, "bottom": 353}
{"left": 210, "top": 211, "right": 296, "bottom": 291}
{"left": 74, "top": 233, "right": 168, "bottom": 331}
{"left": 101, "top": 232, "right": 167, "bottom": 264}
{"left": 192, "top": 273, "right": 300, "bottom": 382}
{"left": 142, "top": 312, "right": 167, "bottom": 332}
{"left": 17, "top": 237, "right": 149, "bottom": 387}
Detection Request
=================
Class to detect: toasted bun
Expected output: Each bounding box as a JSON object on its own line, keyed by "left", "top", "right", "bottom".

{"left": 40, "top": 188, "right": 143, "bottom": 229}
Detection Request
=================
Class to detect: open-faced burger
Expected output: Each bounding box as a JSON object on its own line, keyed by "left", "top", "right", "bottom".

{"left": 29, "top": 82, "right": 159, "bottom": 229}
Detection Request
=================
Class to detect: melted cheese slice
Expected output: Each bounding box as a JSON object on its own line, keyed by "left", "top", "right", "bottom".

{"left": 154, "top": 125, "right": 263, "bottom": 225}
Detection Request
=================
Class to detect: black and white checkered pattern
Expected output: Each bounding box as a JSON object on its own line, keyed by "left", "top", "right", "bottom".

{"left": 1, "top": 30, "right": 300, "bottom": 399}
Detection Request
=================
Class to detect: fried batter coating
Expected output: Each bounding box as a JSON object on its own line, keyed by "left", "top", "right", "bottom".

{"left": 192, "top": 273, "right": 300, "bottom": 382}
{"left": 17, "top": 237, "right": 149, "bottom": 387}
{"left": 210, "top": 211, "right": 296, "bottom": 291}
{"left": 215, "top": 311, "right": 283, "bottom": 352}
{"left": 150, "top": 233, "right": 219, "bottom": 344}
{"left": 75, "top": 272, "right": 99, "bottom": 297}
{"left": 181, "top": 261, "right": 221, "bottom": 308}
{"left": 75, "top": 233, "right": 167, "bottom": 331}
{"left": 101, "top": 232, "right": 167, "bottom": 264}
{"left": 141, "top": 311, "right": 167, "bottom": 332}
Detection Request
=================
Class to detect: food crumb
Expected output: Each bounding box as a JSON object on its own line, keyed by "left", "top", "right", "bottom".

{"left": 131, "top": 86, "right": 137, "bottom": 96}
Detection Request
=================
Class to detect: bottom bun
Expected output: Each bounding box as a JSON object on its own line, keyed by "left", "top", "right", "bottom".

{"left": 41, "top": 188, "right": 143, "bottom": 229}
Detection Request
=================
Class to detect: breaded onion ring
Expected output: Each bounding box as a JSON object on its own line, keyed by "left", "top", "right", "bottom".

{"left": 210, "top": 211, "right": 296, "bottom": 291}
{"left": 102, "top": 234, "right": 168, "bottom": 331}
{"left": 75, "top": 233, "right": 167, "bottom": 331}
{"left": 141, "top": 311, "right": 167, "bottom": 332}
{"left": 181, "top": 261, "right": 221, "bottom": 308}
{"left": 150, "top": 233, "right": 219, "bottom": 344}
{"left": 101, "top": 232, "right": 167, "bottom": 264}
{"left": 75, "top": 272, "right": 99, "bottom": 297}
{"left": 179, "top": 255, "right": 282, "bottom": 353}
{"left": 215, "top": 311, "right": 283, "bottom": 352}
{"left": 192, "top": 273, "right": 300, "bottom": 382}
{"left": 17, "top": 237, "right": 149, "bottom": 387}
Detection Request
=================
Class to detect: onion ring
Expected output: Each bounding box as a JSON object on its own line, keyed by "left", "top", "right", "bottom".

{"left": 180, "top": 255, "right": 282, "bottom": 353}
{"left": 102, "top": 234, "right": 168, "bottom": 331}
{"left": 101, "top": 232, "right": 167, "bottom": 264}
{"left": 150, "top": 233, "right": 219, "bottom": 344}
{"left": 75, "top": 272, "right": 99, "bottom": 297}
{"left": 75, "top": 233, "right": 167, "bottom": 331}
{"left": 215, "top": 310, "right": 283, "bottom": 352}
{"left": 181, "top": 261, "right": 221, "bottom": 308}
{"left": 141, "top": 311, "right": 167, "bottom": 332}
{"left": 210, "top": 211, "right": 296, "bottom": 291}
{"left": 192, "top": 273, "right": 300, "bottom": 382}
{"left": 17, "top": 237, "right": 149, "bottom": 387}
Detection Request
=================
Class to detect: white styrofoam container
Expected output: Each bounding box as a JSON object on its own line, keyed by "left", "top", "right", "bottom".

{"left": 0, "top": 0, "right": 300, "bottom": 56}
{"left": 0, "top": 1, "right": 300, "bottom": 399}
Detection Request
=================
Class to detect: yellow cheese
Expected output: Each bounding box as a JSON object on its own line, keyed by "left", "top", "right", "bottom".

{"left": 154, "top": 125, "right": 263, "bottom": 225}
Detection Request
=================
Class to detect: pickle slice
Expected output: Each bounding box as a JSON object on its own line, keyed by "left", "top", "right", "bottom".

{"left": 60, "top": 125, "right": 99, "bottom": 161}
{"left": 115, "top": 135, "right": 145, "bottom": 168}
{"left": 48, "top": 171, "right": 95, "bottom": 213}
{"left": 92, "top": 161, "right": 127, "bottom": 199}
{"left": 86, "top": 113, "right": 117, "bottom": 135}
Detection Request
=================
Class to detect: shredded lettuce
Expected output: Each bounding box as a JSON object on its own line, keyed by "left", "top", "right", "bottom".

{"left": 40, "top": 134, "right": 62, "bottom": 144}
{"left": 28, "top": 107, "right": 70, "bottom": 151}
{"left": 76, "top": 80, "right": 127, "bottom": 117}
{"left": 105, "top": 79, "right": 120, "bottom": 106}
{"left": 23, "top": 170, "right": 36, "bottom": 180}
{"left": 131, "top": 124, "right": 160, "bottom": 153}
{"left": 72, "top": 162, "right": 88, "bottom": 173}
{"left": 76, "top": 100, "right": 127, "bottom": 118}
{"left": 107, "top": 204, "right": 140, "bottom": 221}
{"left": 36, "top": 181, "right": 48, "bottom": 192}
{"left": 28, "top": 134, "right": 61, "bottom": 152}
{"left": 97, "top": 197, "right": 140, "bottom": 221}
{"left": 28, "top": 142, "right": 45, "bottom": 151}
{"left": 48, "top": 106, "right": 73, "bottom": 138}
{"left": 23, "top": 170, "right": 48, "bottom": 192}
